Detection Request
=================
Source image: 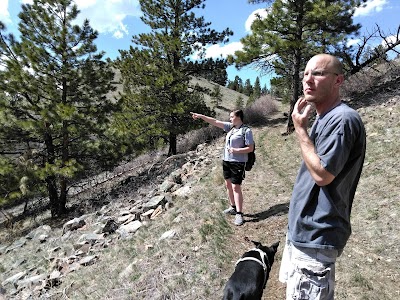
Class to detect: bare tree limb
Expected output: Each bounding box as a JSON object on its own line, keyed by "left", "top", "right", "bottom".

{"left": 343, "top": 24, "right": 400, "bottom": 75}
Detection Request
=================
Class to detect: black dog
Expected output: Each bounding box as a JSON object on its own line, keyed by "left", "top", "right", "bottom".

{"left": 222, "top": 238, "right": 279, "bottom": 300}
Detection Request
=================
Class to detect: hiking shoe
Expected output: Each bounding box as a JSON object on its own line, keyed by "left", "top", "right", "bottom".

{"left": 223, "top": 206, "right": 237, "bottom": 215}
{"left": 234, "top": 214, "right": 244, "bottom": 226}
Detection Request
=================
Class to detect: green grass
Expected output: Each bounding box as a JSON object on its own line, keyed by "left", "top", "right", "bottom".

{"left": 352, "top": 272, "right": 373, "bottom": 291}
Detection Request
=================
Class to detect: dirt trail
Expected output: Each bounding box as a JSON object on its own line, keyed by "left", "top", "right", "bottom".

{"left": 221, "top": 114, "right": 296, "bottom": 300}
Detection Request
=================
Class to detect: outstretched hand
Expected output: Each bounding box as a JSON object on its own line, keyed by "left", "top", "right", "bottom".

{"left": 190, "top": 112, "right": 200, "bottom": 120}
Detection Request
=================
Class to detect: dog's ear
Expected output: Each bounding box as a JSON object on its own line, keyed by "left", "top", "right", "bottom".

{"left": 252, "top": 240, "right": 262, "bottom": 248}
{"left": 270, "top": 241, "right": 280, "bottom": 253}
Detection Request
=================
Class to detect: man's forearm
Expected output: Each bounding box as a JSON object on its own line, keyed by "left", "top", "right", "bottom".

{"left": 296, "top": 128, "right": 334, "bottom": 186}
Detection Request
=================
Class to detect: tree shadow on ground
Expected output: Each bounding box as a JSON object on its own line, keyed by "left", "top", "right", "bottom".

{"left": 247, "top": 114, "right": 288, "bottom": 129}
{"left": 244, "top": 202, "right": 289, "bottom": 223}
{"left": 216, "top": 105, "right": 231, "bottom": 112}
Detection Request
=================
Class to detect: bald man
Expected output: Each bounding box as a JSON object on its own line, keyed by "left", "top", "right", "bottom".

{"left": 279, "top": 54, "right": 366, "bottom": 300}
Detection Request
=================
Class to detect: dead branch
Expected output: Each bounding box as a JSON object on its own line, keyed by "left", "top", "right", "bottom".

{"left": 343, "top": 24, "right": 400, "bottom": 76}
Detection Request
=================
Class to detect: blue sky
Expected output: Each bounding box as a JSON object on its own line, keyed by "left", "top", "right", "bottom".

{"left": 1, "top": 0, "right": 400, "bottom": 88}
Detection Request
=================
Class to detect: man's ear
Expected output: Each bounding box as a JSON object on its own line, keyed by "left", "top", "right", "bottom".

{"left": 335, "top": 73, "right": 345, "bottom": 86}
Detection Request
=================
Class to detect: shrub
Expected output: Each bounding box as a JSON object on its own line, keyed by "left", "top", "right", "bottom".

{"left": 243, "top": 94, "right": 278, "bottom": 126}
{"left": 177, "top": 126, "right": 223, "bottom": 153}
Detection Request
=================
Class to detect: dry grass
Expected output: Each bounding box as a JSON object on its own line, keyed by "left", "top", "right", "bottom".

{"left": 341, "top": 58, "right": 400, "bottom": 103}
{"left": 334, "top": 99, "right": 400, "bottom": 300}
{"left": 1, "top": 67, "right": 399, "bottom": 299}
{"left": 55, "top": 94, "right": 398, "bottom": 300}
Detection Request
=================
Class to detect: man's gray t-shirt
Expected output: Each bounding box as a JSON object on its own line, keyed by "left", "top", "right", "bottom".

{"left": 222, "top": 123, "right": 254, "bottom": 162}
{"left": 288, "top": 103, "right": 366, "bottom": 250}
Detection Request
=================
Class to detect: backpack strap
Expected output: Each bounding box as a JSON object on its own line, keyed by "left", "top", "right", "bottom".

{"left": 241, "top": 125, "right": 250, "bottom": 146}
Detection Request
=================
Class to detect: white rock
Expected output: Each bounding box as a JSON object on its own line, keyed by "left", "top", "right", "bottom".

{"left": 172, "top": 185, "right": 191, "bottom": 197}
{"left": 2, "top": 271, "right": 27, "bottom": 285}
{"left": 160, "top": 230, "right": 176, "bottom": 240}
{"left": 117, "top": 220, "right": 142, "bottom": 236}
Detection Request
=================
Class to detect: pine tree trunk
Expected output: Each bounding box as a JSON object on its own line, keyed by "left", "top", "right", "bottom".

{"left": 58, "top": 121, "right": 69, "bottom": 215}
{"left": 59, "top": 178, "right": 68, "bottom": 215}
{"left": 286, "top": 51, "right": 302, "bottom": 134}
{"left": 286, "top": 102, "right": 295, "bottom": 134}
{"left": 44, "top": 122, "right": 60, "bottom": 217}
{"left": 46, "top": 175, "right": 59, "bottom": 217}
{"left": 168, "top": 132, "right": 177, "bottom": 156}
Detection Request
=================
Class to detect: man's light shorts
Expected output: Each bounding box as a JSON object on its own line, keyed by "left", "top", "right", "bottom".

{"left": 279, "top": 238, "right": 339, "bottom": 300}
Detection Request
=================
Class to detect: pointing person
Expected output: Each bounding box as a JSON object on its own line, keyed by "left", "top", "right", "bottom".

{"left": 190, "top": 110, "right": 254, "bottom": 226}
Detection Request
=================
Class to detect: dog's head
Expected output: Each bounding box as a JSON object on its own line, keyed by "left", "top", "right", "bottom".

{"left": 245, "top": 237, "right": 280, "bottom": 267}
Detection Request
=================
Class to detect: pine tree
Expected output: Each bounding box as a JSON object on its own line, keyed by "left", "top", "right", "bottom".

{"left": 198, "top": 59, "right": 229, "bottom": 86}
{"left": 243, "top": 79, "right": 253, "bottom": 96}
{"left": 253, "top": 76, "right": 262, "bottom": 99}
{"left": 235, "top": 95, "right": 244, "bottom": 109}
{"left": 246, "top": 94, "right": 255, "bottom": 107}
{"left": 234, "top": 0, "right": 364, "bottom": 132}
{"left": 0, "top": 1, "right": 118, "bottom": 216}
{"left": 227, "top": 75, "right": 243, "bottom": 92}
{"left": 261, "top": 84, "right": 269, "bottom": 95}
{"left": 116, "top": 0, "right": 232, "bottom": 156}
{"left": 211, "top": 85, "right": 223, "bottom": 109}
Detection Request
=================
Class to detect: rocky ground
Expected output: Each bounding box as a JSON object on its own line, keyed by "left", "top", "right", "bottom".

{"left": 0, "top": 87, "right": 399, "bottom": 299}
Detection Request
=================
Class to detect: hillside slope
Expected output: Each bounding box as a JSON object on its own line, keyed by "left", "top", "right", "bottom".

{"left": 109, "top": 68, "right": 249, "bottom": 120}
{"left": 1, "top": 84, "right": 398, "bottom": 299}
{"left": 190, "top": 77, "right": 249, "bottom": 118}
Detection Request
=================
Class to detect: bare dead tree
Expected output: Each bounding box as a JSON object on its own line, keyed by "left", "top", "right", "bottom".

{"left": 341, "top": 24, "right": 400, "bottom": 76}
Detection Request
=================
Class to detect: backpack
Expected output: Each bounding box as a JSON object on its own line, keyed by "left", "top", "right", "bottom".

{"left": 242, "top": 126, "right": 255, "bottom": 171}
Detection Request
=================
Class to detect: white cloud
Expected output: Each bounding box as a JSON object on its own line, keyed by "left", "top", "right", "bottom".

{"left": 9, "top": 0, "right": 139, "bottom": 39}
{"left": 109, "top": 21, "right": 129, "bottom": 39}
{"left": 73, "top": 0, "right": 141, "bottom": 39}
{"left": 382, "top": 34, "right": 400, "bottom": 50}
{"left": 113, "top": 30, "right": 124, "bottom": 39}
{"left": 347, "top": 38, "right": 362, "bottom": 47}
{"left": 386, "top": 34, "right": 399, "bottom": 45}
{"left": 189, "top": 42, "right": 243, "bottom": 61}
{"left": 245, "top": 8, "right": 269, "bottom": 32}
{"left": 354, "top": 0, "right": 388, "bottom": 17}
{"left": 119, "top": 22, "right": 129, "bottom": 35}
{"left": 74, "top": 0, "right": 97, "bottom": 9}
{"left": 0, "top": 0, "right": 11, "bottom": 24}
{"left": 205, "top": 42, "right": 243, "bottom": 59}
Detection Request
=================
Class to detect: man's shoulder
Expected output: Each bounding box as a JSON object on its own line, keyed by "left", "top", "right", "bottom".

{"left": 323, "top": 103, "right": 362, "bottom": 123}
{"left": 335, "top": 103, "right": 360, "bottom": 116}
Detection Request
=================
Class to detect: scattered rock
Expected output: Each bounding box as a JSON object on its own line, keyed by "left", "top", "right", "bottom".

{"left": 160, "top": 230, "right": 176, "bottom": 240}
{"left": 143, "top": 195, "right": 166, "bottom": 210}
{"left": 2, "top": 271, "right": 27, "bottom": 286}
{"left": 62, "top": 217, "right": 86, "bottom": 234}
{"left": 102, "top": 219, "right": 119, "bottom": 234}
{"left": 117, "top": 220, "right": 142, "bottom": 238}
{"left": 0, "top": 144, "right": 215, "bottom": 299}
{"left": 78, "top": 255, "right": 98, "bottom": 266}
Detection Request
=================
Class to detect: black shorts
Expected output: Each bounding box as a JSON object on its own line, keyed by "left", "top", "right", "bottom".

{"left": 222, "top": 161, "right": 245, "bottom": 185}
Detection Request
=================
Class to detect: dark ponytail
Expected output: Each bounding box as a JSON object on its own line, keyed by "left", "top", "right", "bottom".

{"left": 233, "top": 109, "right": 244, "bottom": 122}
